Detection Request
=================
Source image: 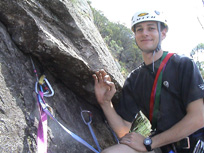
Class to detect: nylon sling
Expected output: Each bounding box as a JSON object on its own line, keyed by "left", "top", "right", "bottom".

{"left": 149, "top": 52, "right": 174, "bottom": 130}
{"left": 30, "top": 57, "right": 100, "bottom": 153}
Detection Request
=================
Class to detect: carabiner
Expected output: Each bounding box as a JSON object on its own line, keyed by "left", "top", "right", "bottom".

{"left": 81, "top": 110, "right": 101, "bottom": 152}
{"left": 81, "top": 110, "right": 92, "bottom": 125}
{"left": 35, "top": 75, "right": 54, "bottom": 97}
{"left": 193, "top": 140, "right": 204, "bottom": 153}
{"left": 43, "top": 78, "right": 54, "bottom": 97}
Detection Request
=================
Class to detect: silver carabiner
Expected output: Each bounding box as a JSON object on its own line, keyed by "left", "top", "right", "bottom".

{"left": 35, "top": 77, "right": 54, "bottom": 97}
{"left": 80, "top": 109, "right": 101, "bottom": 152}
{"left": 81, "top": 110, "right": 92, "bottom": 125}
{"left": 193, "top": 140, "right": 204, "bottom": 153}
{"left": 43, "top": 78, "right": 54, "bottom": 97}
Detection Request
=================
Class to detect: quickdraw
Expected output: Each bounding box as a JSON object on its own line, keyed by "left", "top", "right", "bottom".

{"left": 35, "top": 75, "right": 54, "bottom": 97}
{"left": 30, "top": 56, "right": 100, "bottom": 153}
{"left": 81, "top": 109, "right": 101, "bottom": 152}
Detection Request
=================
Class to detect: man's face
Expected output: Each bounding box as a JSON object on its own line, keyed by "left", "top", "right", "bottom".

{"left": 134, "top": 21, "right": 159, "bottom": 53}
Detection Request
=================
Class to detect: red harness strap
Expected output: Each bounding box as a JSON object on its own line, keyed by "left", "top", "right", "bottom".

{"left": 149, "top": 53, "right": 174, "bottom": 127}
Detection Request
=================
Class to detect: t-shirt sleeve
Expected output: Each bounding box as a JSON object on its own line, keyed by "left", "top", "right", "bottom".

{"left": 115, "top": 73, "right": 140, "bottom": 122}
{"left": 179, "top": 57, "right": 204, "bottom": 108}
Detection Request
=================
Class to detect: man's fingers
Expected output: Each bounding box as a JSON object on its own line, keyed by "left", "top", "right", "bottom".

{"left": 105, "top": 80, "right": 116, "bottom": 92}
{"left": 93, "top": 70, "right": 112, "bottom": 85}
{"left": 99, "top": 69, "right": 107, "bottom": 77}
{"left": 94, "top": 71, "right": 103, "bottom": 83}
{"left": 92, "top": 74, "right": 98, "bottom": 84}
{"left": 104, "top": 74, "right": 111, "bottom": 82}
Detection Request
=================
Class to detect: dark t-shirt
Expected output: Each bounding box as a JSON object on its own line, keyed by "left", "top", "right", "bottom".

{"left": 116, "top": 52, "right": 204, "bottom": 133}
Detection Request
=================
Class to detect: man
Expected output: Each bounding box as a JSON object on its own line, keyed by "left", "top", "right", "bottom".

{"left": 93, "top": 10, "right": 204, "bottom": 153}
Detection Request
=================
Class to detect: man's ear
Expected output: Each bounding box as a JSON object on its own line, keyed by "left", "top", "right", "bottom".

{"left": 161, "top": 28, "right": 167, "bottom": 40}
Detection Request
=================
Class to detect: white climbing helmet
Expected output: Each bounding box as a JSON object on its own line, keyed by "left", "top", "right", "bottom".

{"left": 131, "top": 10, "right": 168, "bottom": 32}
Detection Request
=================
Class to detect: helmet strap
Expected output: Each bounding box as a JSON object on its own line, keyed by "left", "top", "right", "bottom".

{"left": 152, "top": 50, "right": 156, "bottom": 73}
{"left": 152, "top": 22, "right": 161, "bottom": 73}
{"left": 154, "top": 22, "right": 161, "bottom": 52}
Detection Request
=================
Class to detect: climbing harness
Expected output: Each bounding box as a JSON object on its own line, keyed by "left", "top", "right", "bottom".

{"left": 81, "top": 109, "right": 101, "bottom": 152}
{"left": 30, "top": 56, "right": 100, "bottom": 153}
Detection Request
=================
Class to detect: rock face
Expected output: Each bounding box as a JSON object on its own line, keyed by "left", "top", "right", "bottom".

{"left": 0, "top": 0, "right": 124, "bottom": 152}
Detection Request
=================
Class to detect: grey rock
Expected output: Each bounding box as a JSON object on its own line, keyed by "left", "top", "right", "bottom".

{"left": 0, "top": 0, "right": 124, "bottom": 152}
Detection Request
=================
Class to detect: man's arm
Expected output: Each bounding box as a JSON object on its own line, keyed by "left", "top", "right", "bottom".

{"left": 120, "top": 98, "right": 204, "bottom": 152}
{"left": 151, "top": 98, "right": 204, "bottom": 149}
{"left": 100, "top": 99, "right": 131, "bottom": 138}
{"left": 93, "top": 69, "right": 131, "bottom": 137}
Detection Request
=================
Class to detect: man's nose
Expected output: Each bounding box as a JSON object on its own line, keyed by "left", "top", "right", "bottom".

{"left": 142, "top": 29, "right": 149, "bottom": 36}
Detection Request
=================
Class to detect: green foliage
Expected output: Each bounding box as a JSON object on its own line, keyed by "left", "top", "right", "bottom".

{"left": 119, "top": 61, "right": 129, "bottom": 77}
{"left": 190, "top": 43, "right": 204, "bottom": 58}
{"left": 70, "top": 0, "right": 77, "bottom": 4}
{"left": 89, "top": 5, "right": 142, "bottom": 77}
{"left": 190, "top": 43, "right": 204, "bottom": 79}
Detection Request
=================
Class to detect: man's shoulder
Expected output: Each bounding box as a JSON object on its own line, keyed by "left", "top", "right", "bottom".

{"left": 128, "top": 63, "right": 144, "bottom": 76}
{"left": 169, "top": 53, "right": 193, "bottom": 65}
{"left": 124, "top": 63, "right": 145, "bottom": 85}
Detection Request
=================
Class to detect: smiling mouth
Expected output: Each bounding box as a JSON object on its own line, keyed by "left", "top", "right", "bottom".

{"left": 141, "top": 39, "right": 152, "bottom": 42}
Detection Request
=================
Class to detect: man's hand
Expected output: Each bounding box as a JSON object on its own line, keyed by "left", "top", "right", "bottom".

{"left": 119, "top": 132, "right": 147, "bottom": 152}
{"left": 92, "top": 69, "right": 116, "bottom": 106}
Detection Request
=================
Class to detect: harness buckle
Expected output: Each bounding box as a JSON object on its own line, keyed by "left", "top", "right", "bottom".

{"left": 175, "top": 137, "right": 190, "bottom": 149}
